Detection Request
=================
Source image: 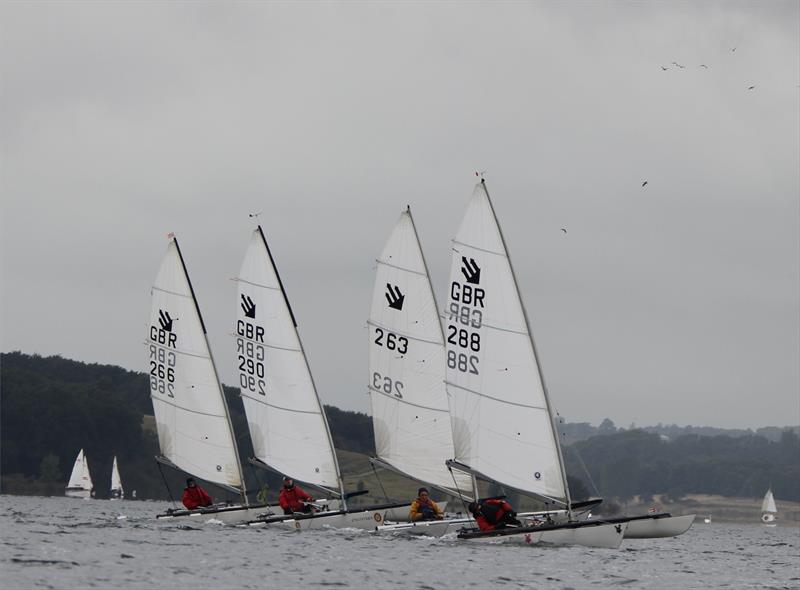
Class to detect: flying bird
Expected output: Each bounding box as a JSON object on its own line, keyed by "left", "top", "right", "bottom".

{"left": 700, "top": 64, "right": 709, "bottom": 69}
{"left": 661, "top": 66, "right": 668, "bottom": 71}
{"left": 642, "top": 180, "right": 648, "bottom": 188}
{"left": 731, "top": 47, "right": 737, "bottom": 52}
{"left": 671, "top": 61, "right": 686, "bottom": 69}
{"left": 748, "top": 85, "right": 755, "bottom": 90}
{"left": 561, "top": 228, "right": 567, "bottom": 234}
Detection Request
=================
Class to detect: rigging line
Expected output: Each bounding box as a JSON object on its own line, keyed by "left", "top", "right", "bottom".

{"left": 370, "top": 461, "right": 391, "bottom": 504}
{"left": 447, "top": 463, "right": 471, "bottom": 517}
{"left": 572, "top": 443, "right": 600, "bottom": 498}
{"left": 156, "top": 460, "right": 177, "bottom": 510}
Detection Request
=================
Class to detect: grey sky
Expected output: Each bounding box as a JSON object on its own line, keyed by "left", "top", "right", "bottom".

{"left": 1, "top": 2, "right": 798, "bottom": 429}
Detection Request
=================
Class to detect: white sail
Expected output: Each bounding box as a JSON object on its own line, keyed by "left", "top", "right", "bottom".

{"left": 444, "top": 181, "right": 567, "bottom": 501}
{"left": 148, "top": 237, "right": 243, "bottom": 489}
{"left": 66, "top": 449, "right": 93, "bottom": 491}
{"left": 368, "top": 209, "right": 473, "bottom": 495}
{"left": 235, "top": 226, "right": 340, "bottom": 492}
{"left": 761, "top": 489, "right": 777, "bottom": 513}
{"left": 110, "top": 456, "right": 124, "bottom": 499}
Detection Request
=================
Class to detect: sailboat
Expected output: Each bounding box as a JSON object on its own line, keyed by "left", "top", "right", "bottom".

{"left": 148, "top": 235, "right": 261, "bottom": 524}
{"left": 237, "top": 224, "right": 409, "bottom": 531}
{"left": 448, "top": 179, "right": 695, "bottom": 545}
{"left": 109, "top": 456, "right": 124, "bottom": 500}
{"left": 65, "top": 449, "right": 93, "bottom": 499}
{"left": 367, "top": 208, "right": 474, "bottom": 536}
{"left": 761, "top": 488, "right": 777, "bottom": 526}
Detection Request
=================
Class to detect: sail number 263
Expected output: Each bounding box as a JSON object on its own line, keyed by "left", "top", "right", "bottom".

{"left": 374, "top": 328, "right": 408, "bottom": 355}
{"left": 372, "top": 372, "right": 404, "bottom": 399}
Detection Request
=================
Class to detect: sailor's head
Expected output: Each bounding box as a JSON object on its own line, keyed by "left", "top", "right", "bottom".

{"left": 468, "top": 502, "right": 480, "bottom": 516}
{"left": 186, "top": 478, "right": 196, "bottom": 488}
{"left": 283, "top": 476, "right": 294, "bottom": 489}
{"left": 417, "top": 487, "right": 429, "bottom": 500}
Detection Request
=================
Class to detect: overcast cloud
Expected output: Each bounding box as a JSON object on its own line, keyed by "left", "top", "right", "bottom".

{"left": 1, "top": 1, "right": 798, "bottom": 429}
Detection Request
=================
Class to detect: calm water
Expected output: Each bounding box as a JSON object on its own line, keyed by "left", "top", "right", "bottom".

{"left": 1, "top": 495, "right": 798, "bottom": 589}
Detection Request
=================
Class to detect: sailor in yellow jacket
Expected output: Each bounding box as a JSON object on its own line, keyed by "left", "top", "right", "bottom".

{"left": 409, "top": 487, "right": 444, "bottom": 521}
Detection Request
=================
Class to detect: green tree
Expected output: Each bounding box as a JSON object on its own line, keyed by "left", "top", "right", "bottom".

{"left": 39, "top": 453, "right": 61, "bottom": 482}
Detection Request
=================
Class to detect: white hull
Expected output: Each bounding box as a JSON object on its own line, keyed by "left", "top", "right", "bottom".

{"left": 622, "top": 514, "right": 695, "bottom": 539}
{"left": 65, "top": 488, "right": 92, "bottom": 499}
{"left": 461, "top": 521, "right": 627, "bottom": 549}
{"left": 248, "top": 508, "right": 387, "bottom": 531}
{"left": 156, "top": 504, "right": 272, "bottom": 525}
{"left": 376, "top": 517, "right": 471, "bottom": 537}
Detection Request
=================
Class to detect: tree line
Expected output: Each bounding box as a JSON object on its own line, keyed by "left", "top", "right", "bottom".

{"left": 2, "top": 352, "right": 797, "bottom": 503}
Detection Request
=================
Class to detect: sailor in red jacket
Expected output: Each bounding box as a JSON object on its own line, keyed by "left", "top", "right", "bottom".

{"left": 182, "top": 478, "right": 213, "bottom": 510}
{"left": 279, "top": 476, "right": 314, "bottom": 515}
{"left": 468, "top": 499, "right": 521, "bottom": 531}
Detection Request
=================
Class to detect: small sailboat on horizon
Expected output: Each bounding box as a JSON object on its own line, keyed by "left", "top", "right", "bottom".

{"left": 109, "top": 455, "right": 124, "bottom": 500}
{"left": 65, "top": 448, "right": 93, "bottom": 499}
{"left": 761, "top": 488, "right": 777, "bottom": 526}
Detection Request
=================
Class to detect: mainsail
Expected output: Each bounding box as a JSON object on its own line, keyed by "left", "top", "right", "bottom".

{"left": 444, "top": 180, "right": 568, "bottom": 503}
{"left": 761, "top": 489, "right": 777, "bottom": 514}
{"left": 368, "top": 208, "right": 473, "bottom": 496}
{"left": 67, "top": 449, "right": 93, "bottom": 492}
{"left": 148, "top": 237, "right": 244, "bottom": 492}
{"left": 235, "top": 226, "right": 341, "bottom": 494}
{"left": 110, "top": 456, "right": 124, "bottom": 498}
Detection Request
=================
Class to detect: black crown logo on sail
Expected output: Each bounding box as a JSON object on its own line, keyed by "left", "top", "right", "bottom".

{"left": 461, "top": 257, "right": 481, "bottom": 285}
{"left": 241, "top": 294, "right": 256, "bottom": 319}
{"left": 158, "top": 310, "right": 174, "bottom": 332}
{"left": 385, "top": 284, "right": 405, "bottom": 311}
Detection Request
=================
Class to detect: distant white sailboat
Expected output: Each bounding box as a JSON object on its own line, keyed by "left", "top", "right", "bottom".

{"left": 110, "top": 456, "right": 124, "bottom": 500}
{"left": 65, "top": 449, "right": 93, "bottom": 499}
{"left": 761, "top": 488, "right": 777, "bottom": 526}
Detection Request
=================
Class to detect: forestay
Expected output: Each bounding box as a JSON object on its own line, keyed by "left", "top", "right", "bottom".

{"left": 67, "top": 449, "right": 93, "bottom": 491}
{"left": 235, "top": 227, "right": 340, "bottom": 492}
{"left": 368, "top": 209, "right": 473, "bottom": 495}
{"left": 148, "top": 238, "right": 243, "bottom": 489}
{"left": 444, "top": 181, "right": 567, "bottom": 501}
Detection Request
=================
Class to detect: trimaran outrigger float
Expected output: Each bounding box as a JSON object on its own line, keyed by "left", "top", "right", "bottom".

{"left": 236, "top": 224, "right": 410, "bottom": 530}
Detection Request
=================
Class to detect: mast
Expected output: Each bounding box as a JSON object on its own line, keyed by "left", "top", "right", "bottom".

{"left": 255, "top": 226, "right": 347, "bottom": 506}
{"left": 479, "top": 179, "right": 573, "bottom": 518}
{"left": 407, "top": 206, "right": 475, "bottom": 502}
{"left": 172, "top": 236, "right": 248, "bottom": 506}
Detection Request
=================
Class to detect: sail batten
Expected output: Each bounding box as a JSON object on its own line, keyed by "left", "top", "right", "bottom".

{"left": 147, "top": 238, "right": 244, "bottom": 490}
{"left": 444, "top": 181, "right": 568, "bottom": 501}
{"left": 236, "top": 227, "right": 341, "bottom": 491}
{"left": 368, "top": 209, "right": 473, "bottom": 495}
